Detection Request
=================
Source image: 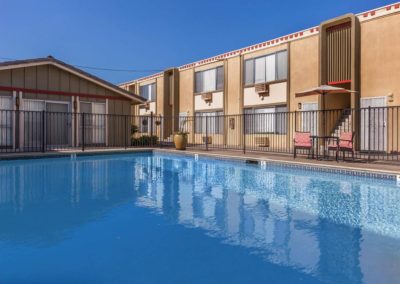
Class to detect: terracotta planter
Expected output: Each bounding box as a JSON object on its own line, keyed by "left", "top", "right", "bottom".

{"left": 174, "top": 134, "right": 187, "bottom": 150}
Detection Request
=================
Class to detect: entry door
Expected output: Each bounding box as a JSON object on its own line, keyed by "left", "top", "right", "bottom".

{"left": 46, "top": 102, "right": 70, "bottom": 146}
{"left": 0, "top": 97, "right": 13, "bottom": 147}
{"left": 360, "top": 97, "right": 387, "bottom": 151}
{"left": 23, "top": 100, "right": 45, "bottom": 148}
{"left": 92, "top": 103, "right": 106, "bottom": 144}
{"left": 80, "top": 102, "right": 106, "bottom": 145}
{"left": 301, "top": 103, "right": 318, "bottom": 135}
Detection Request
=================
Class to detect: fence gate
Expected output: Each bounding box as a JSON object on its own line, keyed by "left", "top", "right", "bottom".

{"left": 360, "top": 97, "right": 387, "bottom": 152}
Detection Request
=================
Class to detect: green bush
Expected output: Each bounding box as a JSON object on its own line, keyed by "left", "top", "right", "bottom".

{"left": 131, "top": 135, "right": 158, "bottom": 146}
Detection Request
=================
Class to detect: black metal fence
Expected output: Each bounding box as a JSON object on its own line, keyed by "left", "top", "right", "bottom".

{"left": 0, "top": 107, "right": 399, "bottom": 162}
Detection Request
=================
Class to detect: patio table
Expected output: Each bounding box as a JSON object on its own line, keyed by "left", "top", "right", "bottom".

{"left": 310, "top": 135, "right": 338, "bottom": 160}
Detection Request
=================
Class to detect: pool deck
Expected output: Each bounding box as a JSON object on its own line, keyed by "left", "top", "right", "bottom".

{"left": 0, "top": 147, "right": 399, "bottom": 176}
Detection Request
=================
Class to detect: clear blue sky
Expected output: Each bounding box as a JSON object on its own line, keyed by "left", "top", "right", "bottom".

{"left": 1, "top": 0, "right": 394, "bottom": 84}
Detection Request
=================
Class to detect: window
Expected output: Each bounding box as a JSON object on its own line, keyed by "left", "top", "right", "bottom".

{"left": 140, "top": 83, "right": 156, "bottom": 102}
{"left": 244, "top": 50, "right": 288, "bottom": 85}
{"left": 276, "top": 51, "right": 288, "bottom": 80}
{"left": 244, "top": 106, "right": 287, "bottom": 134}
{"left": 195, "top": 111, "right": 223, "bottom": 134}
{"left": 301, "top": 103, "right": 318, "bottom": 135}
{"left": 195, "top": 67, "right": 224, "bottom": 93}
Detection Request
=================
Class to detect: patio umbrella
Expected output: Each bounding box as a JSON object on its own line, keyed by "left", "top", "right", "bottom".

{"left": 296, "top": 85, "right": 357, "bottom": 135}
{"left": 295, "top": 85, "right": 355, "bottom": 97}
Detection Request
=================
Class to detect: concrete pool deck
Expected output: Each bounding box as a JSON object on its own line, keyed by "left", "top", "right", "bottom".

{"left": 0, "top": 147, "right": 399, "bottom": 177}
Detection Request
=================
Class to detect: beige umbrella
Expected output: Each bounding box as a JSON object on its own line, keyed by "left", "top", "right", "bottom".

{"left": 296, "top": 85, "right": 356, "bottom": 97}
{"left": 296, "top": 85, "right": 357, "bottom": 135}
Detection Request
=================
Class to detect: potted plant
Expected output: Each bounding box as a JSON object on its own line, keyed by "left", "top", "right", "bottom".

{"left": 174, "top": 130, "right": 188, "bottom": 150}
{"left": 174, "top": 116, "right": 189, "bottom": 150}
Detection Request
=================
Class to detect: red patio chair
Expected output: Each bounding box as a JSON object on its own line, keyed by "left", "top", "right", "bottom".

{"left": 293, "top": 132, "right": 313, "bottom": 159}
{"left": 328, "top": 132, "right": 355, "bottom": 161}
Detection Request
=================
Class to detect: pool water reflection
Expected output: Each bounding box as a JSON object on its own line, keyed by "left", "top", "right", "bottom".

{"left": 0, "top": 152, "right": 399, "bottom": 283}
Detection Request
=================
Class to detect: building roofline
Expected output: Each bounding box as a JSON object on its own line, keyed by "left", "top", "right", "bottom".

{"left": 0, "top": 57, "right": 146, "bottom": 103}
{"left": 119, "top": 1, "right": 400, "bottom": 87}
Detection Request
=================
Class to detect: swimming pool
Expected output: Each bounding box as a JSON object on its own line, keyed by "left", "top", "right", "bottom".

{"left": 0, "top": 152, "right": 399, "bottom": 283}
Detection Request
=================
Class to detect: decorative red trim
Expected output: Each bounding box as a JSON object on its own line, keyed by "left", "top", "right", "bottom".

{"left": 0, "top": 85, "right": 130, "bottom": 101}
{"left": 326, "top": 22, "right": 351, "bottom": 32}
{"left": 328, "top": 80, "right": 351, "bottom": 85}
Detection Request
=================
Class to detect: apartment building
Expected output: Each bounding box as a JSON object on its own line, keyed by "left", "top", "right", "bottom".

{"left": 120, "top": 2, "right": 400, "bottom": 153}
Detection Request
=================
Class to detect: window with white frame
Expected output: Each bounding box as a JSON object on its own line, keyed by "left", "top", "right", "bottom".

{"left": 300, "top": 102, "right": 318, "bottom": 135}
{"left": 195, "top": 111, "right": 223, "bottom": 134}
{"left": 244, "top": 50, "right": 288, "bottom": 86}
{"left": 140, "top": 83, "right": 156, "bottom": 102}
{"left": 244, "top": 106, "right": 287, "bottom": 134}
{"left": 195, "top": 66, "right": 224, "bottom": 94}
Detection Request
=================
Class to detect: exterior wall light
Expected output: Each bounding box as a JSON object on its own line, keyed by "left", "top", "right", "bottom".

{"left": 387, "top": 93, "right": 394, "bottom": 103}
{"left": 298, "top": 102, "right": 302, "bottom": 110}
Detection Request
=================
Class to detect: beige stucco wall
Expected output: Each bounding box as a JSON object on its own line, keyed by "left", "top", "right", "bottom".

{"left": 360, "top": 13, "right": 400, "bottom": 106}
{"left": 194, "top": 91, "right": 223, "bottom": 111}
{"left": 179, "top": 69, "right": 194, "bottom": 115}
{"left": 139, "top": 102, "right": 156, "bottom": 115}
{"left": 225, "top": 56, "right": 242, "bottom": 115}
{"left": 244, "top": 82, "right": 287, "bottom": 107}
{"left": 289, "top": 35, "right": 320, "bottom": 111}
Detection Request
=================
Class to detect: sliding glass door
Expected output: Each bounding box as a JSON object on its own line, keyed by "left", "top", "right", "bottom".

{"left": 0, "top": 96, "right": 13, "bottom": 148}
{"left": 80, "top": 102, "right": 106, "bottom": 145}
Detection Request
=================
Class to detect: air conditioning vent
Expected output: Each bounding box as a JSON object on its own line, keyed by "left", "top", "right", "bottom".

{"left": 139, "top": 102, "right": 150, "bottom": 111}
{"left": 255, "top": 83, "right": 270, "bottom": 100}
{"left": 201, "top": 93, "right": 213, "bottom": 105}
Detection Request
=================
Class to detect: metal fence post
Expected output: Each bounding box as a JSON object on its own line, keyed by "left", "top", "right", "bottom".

{"left": 150, "top": 112, "right": 154, "bottom": 147}
{"left": 42, "top": 110, "right": 46, "bottom": 153}
{"left": 158, "top": 114, "right": 161, "bottom": 148}
{"left": 368, "top": 106, "right": 371, "bottom": 163}
{"left": 205, "top": 115, "right": 209, "bottom": 151}
{"left": 243, "top": 114, "right": 246, "bottom": 154}
{"left": 124, "top": 115, "right": 128, "bottom": 149}
{"left": 82, "top": 112, "right": 85, "bottom": 152}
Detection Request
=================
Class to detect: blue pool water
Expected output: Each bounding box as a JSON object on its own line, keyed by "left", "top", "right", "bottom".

{"left": 0, "top": 152, "right": 400, "bottom": 283}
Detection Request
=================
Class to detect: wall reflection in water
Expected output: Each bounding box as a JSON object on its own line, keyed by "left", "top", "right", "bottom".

{"left": 133, "top": 155, "right": 400, "bottom": 284}
{"left": 0, "top": 153, "right": 399, "bottom": 283}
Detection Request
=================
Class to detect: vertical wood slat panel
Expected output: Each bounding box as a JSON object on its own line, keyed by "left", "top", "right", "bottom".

{"left": 326, "top": 23, "right": 351, "bottom": 83}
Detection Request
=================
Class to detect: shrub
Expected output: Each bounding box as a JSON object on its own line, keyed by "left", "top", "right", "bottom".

{"left": 131, "top": 135, "right": 158, "bottom": 146}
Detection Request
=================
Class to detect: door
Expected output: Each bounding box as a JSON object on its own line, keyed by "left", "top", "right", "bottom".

{"left": 46, "top": 102, "right": 70, "bottom": 147}
{"left": 0, "top": 96, "right": 13, "bottom": 147}
{"left": 23, "top": 100, "right": 45, "bottom": 149}
{"left": 80, "top": 102, "right": 106, "bottom": 145}
{"left": 92, "top": 103, "right": 106, "bottom": 144}
{"left": 360, "top": 97, "right": 387, "bottom": 152}
{"left": 301, "top": 103, "right": 318, "bottom": 135}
